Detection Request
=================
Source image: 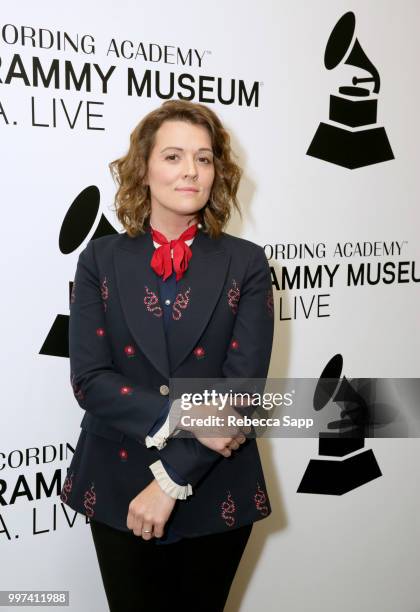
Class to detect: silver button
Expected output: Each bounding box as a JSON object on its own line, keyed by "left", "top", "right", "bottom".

{"left": 159, "top": 384, "right": 169, "bottom": 396}
{"left": 164, "top": 299, "right": 171, "bottom": 305}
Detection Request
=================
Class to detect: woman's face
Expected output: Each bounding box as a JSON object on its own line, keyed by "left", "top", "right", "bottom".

{"left": 144, "top": 119, "right": 215, "bottom": 220}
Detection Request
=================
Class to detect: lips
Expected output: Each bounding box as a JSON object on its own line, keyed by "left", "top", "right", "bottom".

{"left": 176, "top": 187, "right": 198, "bottom": 192}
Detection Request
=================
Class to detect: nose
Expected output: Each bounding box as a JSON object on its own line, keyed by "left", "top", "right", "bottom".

{"left": 182, "top": 156, "right": 198, "bottom": 179}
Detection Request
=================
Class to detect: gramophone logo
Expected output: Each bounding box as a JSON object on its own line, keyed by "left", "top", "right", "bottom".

{"left": 298, "top": 354, "right": 383, "bottom": 495}
{"left": 39, "top": 186, "right": 117, "bottom": 358}
{"left": 306, "top": 11, "right": 394, "bottom": 169}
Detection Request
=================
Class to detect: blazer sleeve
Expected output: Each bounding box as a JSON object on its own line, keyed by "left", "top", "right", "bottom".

{"left": 157, "top": 244, "right": 275, "bottom": 487}
{"left": 69, "top": 240, "right": 170, "bottom": 441}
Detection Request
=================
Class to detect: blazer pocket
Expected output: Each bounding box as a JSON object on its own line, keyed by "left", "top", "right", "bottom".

{"left": 79, "top": 412, "right": 125, "bottom": 443}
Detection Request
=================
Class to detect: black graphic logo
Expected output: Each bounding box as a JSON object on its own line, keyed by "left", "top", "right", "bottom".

{"left": 307, "top": 11, "right": 394, "bottom": 169}
{"left": 39, "top": 186, "right": 117, "bottom": 358}
{"left": 298, "top": 354, "right": 383, "bottom": 495}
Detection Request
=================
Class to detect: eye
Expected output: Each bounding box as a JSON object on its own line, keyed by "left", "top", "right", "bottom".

{"left": 164, "top": 153, "right": 213, "bottom": 163}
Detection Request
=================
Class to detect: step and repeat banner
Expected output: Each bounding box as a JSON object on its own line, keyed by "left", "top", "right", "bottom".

{"left": 1, "top": 1, "right": 419, "bottom": 611}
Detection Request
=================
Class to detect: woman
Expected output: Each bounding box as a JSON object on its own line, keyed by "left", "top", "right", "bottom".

{"left": 61, "top": 99, "right": 274, "bottom": 611}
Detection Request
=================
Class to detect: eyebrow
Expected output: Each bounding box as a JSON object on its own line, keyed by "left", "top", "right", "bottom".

{"left": 160, "top": 146, "right": 213, "bottom": 154}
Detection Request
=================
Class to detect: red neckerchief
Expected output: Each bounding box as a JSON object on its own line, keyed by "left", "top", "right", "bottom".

{"left": 150, "top": 223, "right": 198, "bottom": 281}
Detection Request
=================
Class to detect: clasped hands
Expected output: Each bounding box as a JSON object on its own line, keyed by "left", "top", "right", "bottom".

{"left": 177, "top": 397, "right": 251, "bottom": 457}
{"left": 127, "top": 398, "right": 250, "bottom": 540}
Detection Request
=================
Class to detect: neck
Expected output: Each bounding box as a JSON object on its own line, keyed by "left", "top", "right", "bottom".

{"left": 149, "top": 211, "right": 199, "bottom": 241}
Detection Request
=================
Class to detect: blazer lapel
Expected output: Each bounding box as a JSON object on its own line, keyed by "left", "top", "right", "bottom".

{"left": 166, "top": 230, "right": 230, "bottom": 373}
{"left": 113, "top": 228, "right": 230, "bottom": 379}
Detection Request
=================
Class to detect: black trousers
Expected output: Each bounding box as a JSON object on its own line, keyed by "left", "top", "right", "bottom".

{"left": 89, "top": 519, "right": 253, "bottom": 612}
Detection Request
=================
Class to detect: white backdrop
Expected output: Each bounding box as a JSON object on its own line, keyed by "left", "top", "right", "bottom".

{"left": 1, "top": 1, "right": 419, "bottom": 610}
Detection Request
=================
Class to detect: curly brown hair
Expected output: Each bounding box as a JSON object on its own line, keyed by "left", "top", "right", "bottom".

{"left": 109, "top": 100, "right": 243, "bottom": 239}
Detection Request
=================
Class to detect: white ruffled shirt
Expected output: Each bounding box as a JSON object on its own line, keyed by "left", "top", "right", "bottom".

{"left": 147, "top": 230, "right": 195, "bottom": 500}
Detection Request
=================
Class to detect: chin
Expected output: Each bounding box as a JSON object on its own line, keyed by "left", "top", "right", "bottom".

{"left": 170, "top": 203, "right": 206, "bottom": 215}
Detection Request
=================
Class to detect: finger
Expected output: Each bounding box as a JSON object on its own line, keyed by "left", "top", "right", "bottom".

{"left": 140, "top": 523, "right": 154, "bottom": 541}
{"left": 127, "top": 507, "right": 142, "bottom": 536}
{"left": 229, "top": 441, "right": 240, "bottom": 451}
{"left": 131, "top": 519, "right": 143, "bottom": 538}
{"left": 153, "top": 522, "right": 164, "bottom": 539}
{"left": 126, "top": 511, "right": 133, "bottom": 531}
{"left": 220, "top": 447, "right": 232, "bottom": 458}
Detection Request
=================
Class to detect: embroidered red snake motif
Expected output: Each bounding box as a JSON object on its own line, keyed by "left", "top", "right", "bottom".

{"left": 221, "top": 491, "right": 236, "bottom": 527}
{"left": 70, "top": 372, "right": 84, "bottom": 401}
{"left": 172, "top": 287, "right": 191, "bottom": 320}
{"left": 144, "top": 285, "right": 163, "bottom": 317}
{"left": 227, "top": 280, "right": 240, "bottom": 314}
{"left": 101, "top": 277, "right": 109, "bottom": 311}
{"left": 83, "top": 483, "right": 97, "bottom": 518}
{"left": 60, "top": 471, "right": 74, "bottom": 503}
{"left": 254, "top": 482, "right": 269, "bottom": 516}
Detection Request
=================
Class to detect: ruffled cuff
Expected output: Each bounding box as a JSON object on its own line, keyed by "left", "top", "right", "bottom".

{"left": 145, "top": 398, "right": 183, "bottom": 450}
{"left": 149, "top": 460, "right": 193, "bottom": 500}
{"left": 145, "top": 414, "right": 172, "bottom": 450}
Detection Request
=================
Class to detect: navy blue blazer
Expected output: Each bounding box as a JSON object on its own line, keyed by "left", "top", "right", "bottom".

{"left": 60, "top": 226, "right": 275, "bottom": 538}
